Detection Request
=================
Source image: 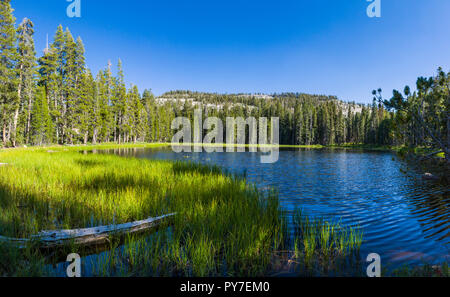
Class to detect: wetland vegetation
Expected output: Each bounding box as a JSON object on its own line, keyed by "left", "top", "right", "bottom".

{"left": 0, "top": 146, "right": 368, "bottom": 277}
{"left": 1, "top": 145, "right": 447, "bottom": 277}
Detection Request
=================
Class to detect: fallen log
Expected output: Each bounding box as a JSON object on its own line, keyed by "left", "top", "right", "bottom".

{"left": 0, "top": 213, "right": 175, "bottom": 249}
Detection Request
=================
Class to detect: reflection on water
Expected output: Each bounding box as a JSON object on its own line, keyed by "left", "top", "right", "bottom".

{"left": 108, "top": 147, "right": 449, "bottom": 268}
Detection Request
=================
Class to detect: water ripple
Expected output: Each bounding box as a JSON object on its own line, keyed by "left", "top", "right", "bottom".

{"left": 123, "top": 148, "right": 449, "bottom": 268}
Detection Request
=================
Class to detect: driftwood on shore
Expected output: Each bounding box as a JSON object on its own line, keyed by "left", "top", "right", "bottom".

{"left": 0, "top": 214, "right": 175, "bottom": 249}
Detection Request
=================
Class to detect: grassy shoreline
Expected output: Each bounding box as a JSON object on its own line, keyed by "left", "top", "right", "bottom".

{"left": 0, "top": 147, "right": 367, "bottom": 276}
{"left": 0, "top": 144, "right": 447, "bottom": 277}
{"left": 0, "top": 148, "right": 284, "bottom": 276}
{"left": 0, "top": 142, "right": 401, "bottom": 153}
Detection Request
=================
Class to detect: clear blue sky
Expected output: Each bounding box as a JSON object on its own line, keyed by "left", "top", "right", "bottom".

{"left": 11, "top": 0, "right": 450, "bottom": 103}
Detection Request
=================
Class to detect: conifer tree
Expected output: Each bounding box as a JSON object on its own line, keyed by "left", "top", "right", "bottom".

{"left": 78, "top": 70, "right": 94, "bottom": 144}
{"left": 0, "top": 0, "right": 18, "bottom": 146}
{"left": 113, "top": 59, "right": 127, "bottom": 143}
{"left": 16, "top": 18, "right": 37, "bottom": 145}
{"left": 127, "top": 85, "right": 146, "bottom": 143}
{"left": 38, "top": 35, "right": 57, "bottom": 142}
{"left": 31, "top": 86, "right": 52, "bottom": 145}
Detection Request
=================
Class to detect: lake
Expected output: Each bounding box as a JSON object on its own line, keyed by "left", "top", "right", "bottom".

{"left": 112, "top": 147, "right": 449, "bottom": 269}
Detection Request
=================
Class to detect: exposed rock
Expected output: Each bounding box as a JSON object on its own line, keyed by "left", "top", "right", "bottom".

{"left": 422, "top": 173, "right": 439, "bottom": 181}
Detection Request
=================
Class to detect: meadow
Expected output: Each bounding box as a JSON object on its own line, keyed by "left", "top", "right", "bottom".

{"left": 0, "top": 145, "right": 364, "bottom": 276}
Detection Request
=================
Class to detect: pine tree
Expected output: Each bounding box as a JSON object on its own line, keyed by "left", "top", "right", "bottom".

{"left": 63, "top": 31, "right": 86, "bottom": 143}
{"left": 0, "top": 0, "right": 18, "bottom": 146}
{"left": 73, "top": 37, "right": 86, "bottom": 143}
{"left": 52, "top": 25, "right": 67, "bottom": 143}
{"left": 61, "top": 28, "right": 75, "bottom": 143}
{"left": 95, "top": 68, "right": 112, "bottom": 142}
{"left": 38, "top": 32, "right": 57, "bottom": 145}
{"left": 78, "top": 70, "right": 94, "bottom": 144}
{"left": 113, "top": 59, "right": 127, "bottom": 143}
{"left": 31, "top": 86, "right": 52, "bottom": 145}
{"left": 127, "top": 85, "right": 146, "bottom": 143}
{"left": 142, "top": 89, "right": 155, "bottom": 142}
{"left": 16, "top": 18, "right": 37, "bottom": 145}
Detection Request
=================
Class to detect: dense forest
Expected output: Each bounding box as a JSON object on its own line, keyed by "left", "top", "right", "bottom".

{"left": 156, "top": 91, "right": 394, "bottom": 147}
{"left": 378, "top": 70, "right": 449, "bottom": 161}
{"left": 0, "top": 1, "right": 448, "bottom": 160}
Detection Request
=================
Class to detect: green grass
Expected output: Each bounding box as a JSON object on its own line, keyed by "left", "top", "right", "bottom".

{"left": 327, "top": 143, "right": 403, "bottom": 152}
{"left": 1, "top": 142, "right": 170, "bottom": 153}
{"left": 289, "top": 210, "right": 364, "bottom": 276}
{"left": 0, "top": 148, "right": 286, "bottom": 276}
{"left": 168, "top": 143, "right": 324, "bottom": 149}
{"left": 3, "top": 142, "right": 442, "bottom": 155}
{"left": 2, "top": 142, "right": 330, "bottom": 152}
{"left": 0, "top": 145, "right": 445, "bottom": 277}
{"left": 0, "top": 141, "right": 408, "bottom": 155}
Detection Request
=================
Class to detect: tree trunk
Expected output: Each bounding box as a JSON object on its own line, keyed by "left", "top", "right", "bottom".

{"left": 113, "top": 115, "right": 117, "bottom": 142}
{"left": 12, "top": 108, "right": 19, "bottom": 147}
{"left": 2, "top": 121, "right": 6, "bottom": 147}
{"left": 92, "top": 128, "right": 97, "bottom": 144}
{"left": 7, "top": 121, "right": 11, "bottom": 143}
{"left": 0, "top": 214, "right": 175, "bottom": 250}
{"left": 13, "top": 67, "right": 25, "bottom": 147}
{"left": 26, "top": 91, "right": 32, "bottom": 144}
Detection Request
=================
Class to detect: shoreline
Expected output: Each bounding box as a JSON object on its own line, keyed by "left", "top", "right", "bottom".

{"left": 0, "top": 142, "right": 400, "bottom": 152}
{"left": 0, "top": 144, "right": 447, "bottom": 276}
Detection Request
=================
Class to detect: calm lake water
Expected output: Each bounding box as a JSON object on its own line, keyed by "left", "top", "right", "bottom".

{"left": 114, "top": 147, "right": 449, "bottom": 268}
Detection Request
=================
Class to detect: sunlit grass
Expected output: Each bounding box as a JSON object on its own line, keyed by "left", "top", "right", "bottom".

{"left": 0, "top": 148, "right": 285, "bottom": 276}
{"left": 290, "top": 210, "right": 364, "bottom": 275}
{"left": 0, "top": 146, "right": 445, "bottom": 277}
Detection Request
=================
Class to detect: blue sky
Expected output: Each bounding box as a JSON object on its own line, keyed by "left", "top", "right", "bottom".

{"left": 11, "top": 0, "right": 450, "bottom": 103}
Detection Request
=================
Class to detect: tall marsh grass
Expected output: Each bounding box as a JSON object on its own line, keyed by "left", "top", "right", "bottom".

{"left": 1, "top": 147, "right": 443, "bottom": 277}
{"left": 289, "top": 210, "right": 364, "bottom": 276}
{"left": 0, "top": 148, "right": 284, "bottom": 276}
